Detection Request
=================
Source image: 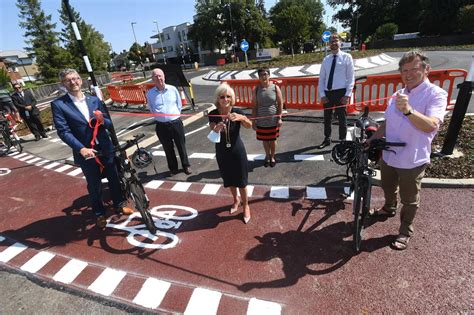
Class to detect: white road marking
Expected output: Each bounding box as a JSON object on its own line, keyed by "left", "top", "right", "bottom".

{"left": 270, "top": 186, "right": 289, "bottom": 199}
{"left": 7, "top": 151, "right": 20, "bottom": 156}
{"left": 26, "top": 157, "right": 42, "bottom": 164}
{"left": 53, "top": 259, "right": 88, "bottom": 284}
{"left": 18, "top": 154, "right": 35, "bottom": 161}
{"left": 184, "top": 287, "right": 222, "bottom": 315}
{"left": 88, "top": 268, "right": 126, "bottom": 296}
{"left": 200, "top": 183, "right": 221, "bottom": 195}
{"left": 236, "top": 185, "right": 254, "bottom": 197}
{"left": 116, "top": 117, "right": 155, "bottom": 137}
{"left": 306, "top": 187, "right": 327, "bottom": 199}
{"left": 50, "top": 138, "right": 62, "bottom": 143}
{"left": 189, "top": 152, "right": 215, "bottom": 159}
{"left": 133, "top": 277, "right": 171, "bottom": 309}
{"left": 0, "top": 242, "right": 27, "bottom": 263}
{"left": 144, "top": 180, "right": 164, "bottom": 189}
{"left": 171, "top": 182, "right": 192, "bottom": 192}
{"left": 20, "top": 251, "right": 55, "bottom": 273}
{"left": 13, "top": 152, "right": 28, "bottom": 159}
{"left": 247, "top": 154, "right": 266, "bottom": 161}
{"left": 247, "top": 298, "right": 282, "bottom": 315}
{"left": 43, "top": 162, "right": 60, "bottom": 169}
{"left": 294, "top": 154, "right": 324, "bottom": 161}
{"left": 67, "top": 168, "right": 83, "bottom": 176}
{"left": 35, "top": 159, "right": 50, "bottom": 166}
{"left": 55, "top": 164, "right": 73, "bottom": 173}
{"left": 152, "top": 151, "right": 166, "bottom": 156}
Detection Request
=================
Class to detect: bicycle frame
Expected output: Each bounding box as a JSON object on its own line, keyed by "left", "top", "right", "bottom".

{"left": 111, "top": 133, "right": 157, "bottom": 234}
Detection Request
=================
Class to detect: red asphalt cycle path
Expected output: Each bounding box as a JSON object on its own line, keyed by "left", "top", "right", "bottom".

{"left": 0, "top": 154, "right": 472, "bottom": 314}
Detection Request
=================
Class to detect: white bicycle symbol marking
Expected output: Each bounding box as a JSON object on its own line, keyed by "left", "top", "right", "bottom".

{"left": 0, "top": 168, "right": 11, "bottom": 176}
{"left": 106, "top": 204, "right": 198, "bottom": 249}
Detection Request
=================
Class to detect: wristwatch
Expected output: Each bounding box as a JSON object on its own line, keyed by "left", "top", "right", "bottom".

{"left": 404, "top": 108, "right": 414, "bottom": 116}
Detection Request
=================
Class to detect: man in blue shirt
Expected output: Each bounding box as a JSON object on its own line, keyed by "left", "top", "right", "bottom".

{"left": 146, "top": 68, "right": 192, "bottom": 175}
{"left": 318, "top": 33, "right": 355, "bottom": 148}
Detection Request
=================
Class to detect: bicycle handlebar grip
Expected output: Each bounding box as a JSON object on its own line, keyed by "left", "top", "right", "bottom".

{"left": 134, "top": 133, "right": 146, "bottom": 141}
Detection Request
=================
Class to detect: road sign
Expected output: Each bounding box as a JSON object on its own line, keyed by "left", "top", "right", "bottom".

{"left": 240, "top": 39, "right": 249, "bottom": 52}
{"left": 322, "top": 31, "right": 331, "bottom": 43}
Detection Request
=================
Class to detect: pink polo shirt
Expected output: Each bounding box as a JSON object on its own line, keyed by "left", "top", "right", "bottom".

{"left": 383, "top": 79, "right": 447, "bottom": 169}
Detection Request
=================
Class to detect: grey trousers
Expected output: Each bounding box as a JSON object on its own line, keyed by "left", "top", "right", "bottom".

{"left": 380, "top": 159, "right": 427, "bottom": 236}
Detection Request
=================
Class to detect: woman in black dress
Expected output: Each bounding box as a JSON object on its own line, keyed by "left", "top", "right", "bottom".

{"left": 208, "top": 83, "right": 253, "bottom": 223}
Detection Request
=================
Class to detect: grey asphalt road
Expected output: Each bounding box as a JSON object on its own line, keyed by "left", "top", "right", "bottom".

{"left": 2, "top": 50, "right": 472, "bottom": 314}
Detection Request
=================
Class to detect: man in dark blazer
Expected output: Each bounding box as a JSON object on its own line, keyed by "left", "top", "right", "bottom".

{"left": 51, "top": 68, "right": 133, "bottom": 228}
{"left": 11, "top": 83, "right": 47, "bottom": 141}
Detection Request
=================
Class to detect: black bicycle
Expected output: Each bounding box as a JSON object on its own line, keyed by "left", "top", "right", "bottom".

{"left": 332, "top": 108, "right": 404, "bottom": 252}
{"left": 0, "top": 112, "right": 23, "bottom": 154}
{"left": 112, "top": 133, "right": 157, "bottom": 234}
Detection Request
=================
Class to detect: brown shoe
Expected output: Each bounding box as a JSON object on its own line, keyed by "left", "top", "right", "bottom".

{"left": 96, "top": 215, "right": 107, "bottom": 229}
{"left": 184, "top": 167, "right": 192, "bottom": 175}
{"left": 115, "top": 206, "right": 134, "bottom": 215}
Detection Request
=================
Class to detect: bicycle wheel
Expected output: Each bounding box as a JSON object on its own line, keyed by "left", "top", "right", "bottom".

{"left": 11, "top": 134, "right": 22, "bottom": 153}
{"left": 2, "top": 130, "right": 13, "bottom": 153}
{"left": 129, "top": 180, "right": 157, "bottom": 234}
{"left": 352, "top": 178, "right": 365, "bottom": 252}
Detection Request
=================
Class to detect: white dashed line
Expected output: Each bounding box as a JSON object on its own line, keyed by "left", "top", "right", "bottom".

{"left": 171, "top": 182, "right": 192, "bottom": 192}
{"left": 133, "top": 277, "right": 171, "bottom": 309}
{"left": 306, "top": 187, "right": 327, "bottom": 199}
{"left": 88, "top": 268, "right": 127, "bottom": 296}
{"left": 0, "top": 242, "right": 27, "bottom": 263}
{"left": 270, "top": 186, "right": 289, "bottom": 199}
{"left": 20, "top": 251, "right": 55, "bottom": 273}
{"left": 53, "top": 259, "right": 88, "bottom": 284}
{"left": 145, "top": 180, "right": 164, "bottom": 189}
{"left": 200, "top": 183, "right": 221, "bottom": 195}
{"left": 184, "top": 287, "right": 222, "bottom": 315}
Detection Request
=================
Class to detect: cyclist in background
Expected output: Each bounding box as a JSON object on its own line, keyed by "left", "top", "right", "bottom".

{"left": 0, "top": 83, "right": 22, "bottom": 123}
{"left": 51, "top": 68, "right": 133, "bottom": 229}
{"left": 366, "top": 50, "right": 447, "bottom": 250}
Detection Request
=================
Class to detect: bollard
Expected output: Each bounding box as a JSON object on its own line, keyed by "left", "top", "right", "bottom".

{"left": 440, "top": 54, "right": 474, "bottom": 155}
{"left": 440, "top": 80, "right": 473, "bottom": 155}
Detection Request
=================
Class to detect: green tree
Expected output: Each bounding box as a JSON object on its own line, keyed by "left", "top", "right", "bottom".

{"left": 16, "top": 0, "right": 72, "bottom": 81}
{"left": 128, "top": 42, "right": 145, "bottom": 64}
{"left": 373, "top": 22, "right": 398, "bottom": 41}
{"left": 269, "top": 0, "right": 324, "bottom": 54}
{"left": 419, "top": 0, "right": 473, "bottom": 35}
{"left": 457, "top": 4, "right": 474, "bottom": 33}
{"left": 188, "top": 0, "right": 273, "bottom": 52}
{"left": 59, "top": 2, "right": 111, "bottom": 73}
{"left": 0, "top": 68, "right": 10, "bottom": 87}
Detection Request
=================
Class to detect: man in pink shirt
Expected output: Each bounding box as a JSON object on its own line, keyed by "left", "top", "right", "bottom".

{"left": 367, "top": 50, "right": 447, "bottom": 250}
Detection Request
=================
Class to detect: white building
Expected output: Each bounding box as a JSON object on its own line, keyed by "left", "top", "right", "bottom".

{"left": 0, "top": 50, "right": 38, "bottom": 83}
{"left": 149, "top": 22, "right": 197, "bottom": 64}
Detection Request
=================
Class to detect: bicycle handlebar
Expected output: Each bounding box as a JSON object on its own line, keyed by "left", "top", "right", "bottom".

{"left": 116, "top": 133, "right": 146, "bottom": 152}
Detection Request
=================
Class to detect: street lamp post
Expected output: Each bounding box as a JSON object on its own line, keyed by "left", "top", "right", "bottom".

{"left": 228, "top": 1, "right": 236, "bottom": 63}
{"left": 130, "top": 22, "right": 146, "bottom": 77}
{"left": 153, "top": 21, "right": 167, "bottom": 64}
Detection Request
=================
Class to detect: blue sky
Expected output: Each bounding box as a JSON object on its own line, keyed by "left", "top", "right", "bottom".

{"left": 0, "top": 0, "right": 342, "bottom": 53}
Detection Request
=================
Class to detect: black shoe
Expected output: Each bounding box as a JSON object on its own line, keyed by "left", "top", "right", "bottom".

{"left": 170, "top": 169, "right": 179, "bottom": 176}
{"left": 41, "top": 134, "right": 48, "bottom": 138}
{"left": 35, "top": 136, "right": 41, "bottom": 141}
{"left": 317, "top": 138, "right": 331, "bottom": 149}
{"left": 184, "top": 167, "right": 192, "bottom": 175}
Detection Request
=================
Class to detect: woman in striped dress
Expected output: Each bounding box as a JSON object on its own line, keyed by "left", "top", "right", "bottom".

{"left": 251, "top": 67, "right": 283, "bottom": 167}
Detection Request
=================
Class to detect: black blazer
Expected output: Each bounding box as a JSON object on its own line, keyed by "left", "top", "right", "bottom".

{"left": 11, "top": 90, "right": 39, "bottom": 116}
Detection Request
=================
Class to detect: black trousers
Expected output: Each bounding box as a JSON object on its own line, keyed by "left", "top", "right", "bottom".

{"left": 80, "top": 158, "right": 125, "bottom": 216}
{"left": 22, "top": 112, "right": 46, "bottom": 138}
{"left": 155, "top": 119, "right": 190, "bottom": 171}
{"left": 323, "top": 88, "right": 347, "bottom": 140}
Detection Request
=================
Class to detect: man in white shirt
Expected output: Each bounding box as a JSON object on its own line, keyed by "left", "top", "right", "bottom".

{"left": 318, "top": 33, "right": 355, "bottom": 148}
{"left": 51, "top": 69, "right": 133, "bottom": 229}
{"left": 146, "top": 68, "right": 192, "bottom": 176}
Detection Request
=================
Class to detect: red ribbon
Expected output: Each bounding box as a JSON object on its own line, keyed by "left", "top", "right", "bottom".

{"left": 88, "top": 117, "right": 105, "bottom": 173}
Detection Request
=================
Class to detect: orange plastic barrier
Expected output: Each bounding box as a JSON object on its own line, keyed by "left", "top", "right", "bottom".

{"left": 223, "top": 69, "right": 467, "bottom": 112}
{"left": 118, "top": 85, "right": 147, "bottom": 104}
{"left": 353, "top": 69, "right": 467, "bottom": 112}
{"left": 106, "top": 85, "right": 124, "bottom": 103}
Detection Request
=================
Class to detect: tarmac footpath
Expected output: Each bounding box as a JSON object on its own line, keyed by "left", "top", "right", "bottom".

{"left": 0, "top": 151, "right": 473, "bottom": 313}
